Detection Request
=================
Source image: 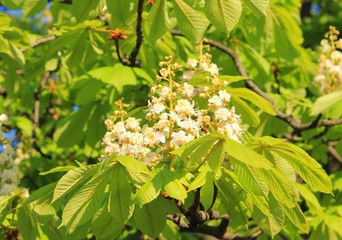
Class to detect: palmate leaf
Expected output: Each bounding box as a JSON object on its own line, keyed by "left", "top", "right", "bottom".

{"left": 159, "top": 169, "right": 187, "bottom": 203}
{"left": 231, "top": 96, "right": 260, "bottom": 126}
{"left": 205, "top": 0, "right": 242, "bottom": 33}
{"left": 172, "top": 0, "right": 209, "bottom": 42}
{"left": 311, "top": 90, "right": 342, "bottom": 119}
{"left": 242, "top": 0, "right": 269, "bottom": 17}
{"left": 200, "top": 173, "right": 214, "bottom": 210}
{"left": 133, "top": 199, "right": 167, "bottom": 238}
{"left": 134, "top": 169, "right": 163, "bottom": 206}
{"left": 52, "top": 164, "right": 99, "bottom": 203}
{"left": 271, "top": 142, "right": 332, "bottom": 193}
{"left": 108, "top": 164, "right": 133, "bottom": 226}
{"left": 61, "top": 166, "right": 113, "bottom": 232}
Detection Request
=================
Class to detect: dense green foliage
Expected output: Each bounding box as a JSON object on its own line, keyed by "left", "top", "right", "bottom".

{"left": 0, "top": 0, "right": 341, "bottom": 239}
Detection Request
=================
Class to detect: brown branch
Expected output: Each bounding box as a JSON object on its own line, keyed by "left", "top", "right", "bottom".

{"left": 32, "top": 73, "right": 52, "bottom": 159}
{"left": 327, "top": 141, "right": 342, "bottom": 164}
{"left": 128, "top": 0, "right": 144, "bottom": 67}
{"left": 198, "top": 37, "right": 342, "bottom": 132}
{"left": 115, "top": 39, "right": 126, "bottom": 65}
{"left": 21, "top": 35, "right": 56, "bottom": 52}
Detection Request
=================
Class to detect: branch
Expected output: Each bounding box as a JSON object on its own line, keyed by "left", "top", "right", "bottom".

{"left": 128, "top": 0, "right": 144, "bottom": 67}
{"left": 327, "top": 141, "right": 342, "bottom": 164}
{"left": 198, "top": 37, "right": 342, "bottom": 132}
{"left": 21, "top": 35, "right": 56, "bottom": 52}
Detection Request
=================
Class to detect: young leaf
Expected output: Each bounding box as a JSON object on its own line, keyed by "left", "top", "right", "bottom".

{"left": 172, "top": 0, "right": 209, "bottom": 42}
{"left": 133, "top": 199, "right": 167, "bottom": 238}
{"left": 205, "top": 0, "right": 242, "bottom": 33}
{"left": 39, "top": 166, "right": 76, "bottom": 176}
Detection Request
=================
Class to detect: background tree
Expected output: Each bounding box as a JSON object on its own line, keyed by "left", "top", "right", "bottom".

{"left": 0, "top": 0, "right": 341, "bottom": 239}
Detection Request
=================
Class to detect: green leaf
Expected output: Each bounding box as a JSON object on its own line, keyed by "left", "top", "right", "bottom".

{"left": 23, "top": 183, "right": 57, "bottom": 224}
{"left": 224, "top": 139, "right": 273, "bottom": 169}
{"left": 159, "top": 169, "right": 187, "bottom": 203}
{"left": 134, "top": 169, "right": 163, "bottom": 206}
{"left": 311, "top": 90, "right": 342, "bottom": 118}
{"left": 0, "top": 35, "right": 25, "bottom": 67}
{"left": 107, "top": 0, "right": 137, "bottom": 27}
{"left": 243, "top": 0, "right": 269, "bottom": 17}
{"left": 62, "top": 167, "right": 112, "bottom": 232}
{"left": 216, "top": 177, "right": 252, "bottom": 227}
{"left": 218, "top": 75, "right": 249, "bottom": 84}
{"left": 205, "top": 0, "right": 242, "bottom": 33}
{"left": 256, "top": 168, "right": 296, "bottom": 208}
{"left": 272, "top": 142, "right": 332, "bottom": 193}
{"left": 253, "top": 193, "right": 285, "bottom": 238}
{"left": 188, "top": 171, "right": 208, "bottom": 191}
{"left": 284, "top": 204, "right": 309, "bottom": 233}
{"left": 17, "top": 205, "right": 40, "bottom": 240}
{"left": 117, "top": 156, "right": 151, "bottom": 185}
{"left": 52, "top": 164, "right": 99, "bottom": 203}
{"left": 144, "top": 0, "right": 168, "bottom": 44}
{"left": 133, "top": 199, "right": 167, "bottom": 238}
{"left": 172, "top": 0, "right": 209, "bottom": 42}
{"left": 108, "top": 164, "right": 133, "bottom": 225}
{"left": 23, "top": 0, "right": 47, "bottom": 17}
{"left": 53, "top": 103, "right": 94, "bottom": 148}
{"left": 73, "top": 0, "right": 103, "bottom": 22}
{"left": 233, "top": 161, "right": 270, "bottom": 197}
{"left": 92, "top": 207, "right": 122, "bottom": 240}
{"left": 87, "top": 65, "right": 138, "bottom": 93}
{"left": 231, "top": 96, "right": 260, "bottom": 126}
{"left": 227, "top": 87, "right": 276, "bottom": 115}
{"left": 206, "top": 140, "right": 225, "bottom": 173}
{"left": 39, "top": 166, "right": 76, "bottom": 176}
{"left": 0, "top": 194, "right": 15, "bottom": 223}
{"left": 200, "top": 173, "right": 214, "bottom": 210}
{"left": 296, "top": 184, "right": 323, "bottom": 215}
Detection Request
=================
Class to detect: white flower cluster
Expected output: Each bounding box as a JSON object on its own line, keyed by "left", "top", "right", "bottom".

{"left": 0, "top": 114, "right": 28, "bottom": 197}
{"left": 314, "top": 26, "right": 342, "bottom": 93}
{"left": 102, "top": 55, "right": 243, "bottom": 165}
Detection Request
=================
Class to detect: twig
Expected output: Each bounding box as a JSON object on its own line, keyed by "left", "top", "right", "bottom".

{"left": 32, "top": 73, "right": 52, "bottom": 159}
{"left": 128, "top": 0, "right": 144, "bottom": 67}
{"left": 115, "top": 39, "right": 126, "bottom": 65}
{"left": 167, "top": 214, "right": 189, "bottom": 229}
{"left": 21, "top": 35, "right": 56, "bottom": 52}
